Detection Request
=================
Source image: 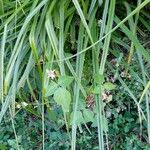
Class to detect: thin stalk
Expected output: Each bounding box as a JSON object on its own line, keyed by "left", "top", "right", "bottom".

{"left": 59, "top": 1, "right": 70, "bottom": 139}
{"left": 124, "top": 0, "right": 144, "bottom": 138}
{"left": 125, "top": 0, "right": 141, "bottom": 74}
{"left": 42, "top": 94, "right": 45, "bottom": 150}
{"left": 91, "top": 19, "right": 104, "bottom": 150}
{"left": 99, "top": 0, "right": 116, "bottom": 74}
{"left": 96, "top": 1, "right": 110, "bottom": 147}
{"left": 59, "top": 1, "right": 65, "bottom": 75}
{"left": 9, "top": 107, "right": 20, "bottom": 150}
{"left": 0, "top": 24, "right": 7, "bottom": 103}
{"left": 0, "top": 0, "right": 4, "bottom": 15}
{"left": 64, "top": 112, "right": 71, "bottom": 140}
{"left": 29, "top": 15, "right": 43, "bottom": 81}
{"left": 98, "top": 0, "right": 110, "bottom": 51}
{"left": 71, "top": 23, "right": 85, "bottom": 150}
{"left": 137, "top": 52, "right": 150, "bottom": 143}
{"left": 71, "top": 6, "right": 98, "bottom": 148}
{"left": 98, "top": 1, "right": 116, "bottom": 149}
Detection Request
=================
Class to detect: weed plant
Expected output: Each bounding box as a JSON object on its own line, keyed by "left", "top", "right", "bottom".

{"left": 0, "top": 0, "right": 150, "bottom": 149}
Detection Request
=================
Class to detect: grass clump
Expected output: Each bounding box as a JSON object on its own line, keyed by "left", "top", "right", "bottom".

{"left": 0, "top": 0, "right": 150, "bottom": 149}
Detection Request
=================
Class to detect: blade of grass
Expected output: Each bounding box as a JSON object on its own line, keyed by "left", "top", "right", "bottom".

{"left": 98, "top": 1, "right": 116, "bottom": 150}
{"left": 5, "top": 0, "right": 48, "bottom": 94}
{"left": 72, "top": 0, "right": 93, "bottom": 42}
{"left": 59, "top": 1, "right": 65, "bottom": 75}
{"left": 55, "top": 0, "right": 150, "bottom": 62}
{"left": 9, "top": 106, "right": 20, "bottom": 150}
{"left": 114, "top": 16, "right": 150, "bottom": 64}
{"left": 71, "top": 23, "right": 85, "bottom": 150}
{"left": 139, "top": 81, "right": 150, "bottom": 104}
{"left": 0, "top": 24, "right": 7, "bottom": 103}
{"left": 71, "top": 5, "right": 100, "bottom": 149}
{"left": 125, "top": 1, "right": 141, "bottom": 73}
{"left": 0, "top": 0, "right": 4, "bottom": 15}
{"left": 99, "top": 0, "right": 116, "bottom": 74}
{"left": 29, "top": 15, "right": 42, "bottom": 81}
{"left": 88, "top": 0, "right": 96, "bottom": 17}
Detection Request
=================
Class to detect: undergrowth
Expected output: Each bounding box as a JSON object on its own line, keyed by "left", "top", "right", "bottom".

{"left": 0, "top": 0, "right": 150, "bottom": 149}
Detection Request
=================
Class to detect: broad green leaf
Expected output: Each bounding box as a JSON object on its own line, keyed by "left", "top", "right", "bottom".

{"left": 94, "top": 74, "right": 104, "bottom": 84}
{"left": 58, "top": 75, "right": 74, "bottom": 87}
{"left": 83, "top": 109, "right": 94, "bottom": 123}
{"left": 78, "top": 98, "right": 86, "bottom": 110}
{"left": 102, "top": 116, "right": 108, "bottom": 132}
{"left": 71, "top": 111, "right": 84, "bottom": 125}
{"left": 54, "top": 87, "right": 71, "bottom": 112}
{"left": 45, "top": 81, "right": 58, "bottom": 97}
{"left": 92, "top": 115, "right": 108, "bottom": 132}
{"left": 103, "top": 82, "right": 116, "bottom": 90}
{"left": 92, "top": 86, "right": 101, "bottom": 94}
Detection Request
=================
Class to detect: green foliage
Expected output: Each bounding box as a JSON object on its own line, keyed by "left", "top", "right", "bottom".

{"left": 54, "top": 87, "right": 71, "bottom": 113}
{"left": 103, "top": 82, "right": 116, "bottom": 90}
{"left": 45, "top": 81, "right": 58, "bottom": 97}
{"left": 83, "top": 109, "right": 94, "bottom": 123}
{"left": 58, "top": 75, "right": 74, "bottom": 87}
{"left": 0, "top": 0, "right": 150, "bottom": 149}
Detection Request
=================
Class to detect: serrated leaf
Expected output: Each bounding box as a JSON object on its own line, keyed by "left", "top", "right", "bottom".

{"left": 83, "top": 109, "right": 94, "bottom": 123}
{"left": 58, "top": 75, "right": 74, "bottom": 87}
{"left": 103, "top": 82, "right": 116, "bottom": 90}
{"left": 54, "top": 87, "right": 71, "bottom": 112}
{"left": 45, "top": 81, "right": 58, "bottom": 97}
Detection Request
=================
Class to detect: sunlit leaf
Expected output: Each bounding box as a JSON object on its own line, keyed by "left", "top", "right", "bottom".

{"left": 45, "top": 81, "right": 58, "bottom": 97}
{"left": 58, "top": 75, "right": 74, "bottom": 87}
{"left": 54, "top": 87, "right": 71, "bottom": 112}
